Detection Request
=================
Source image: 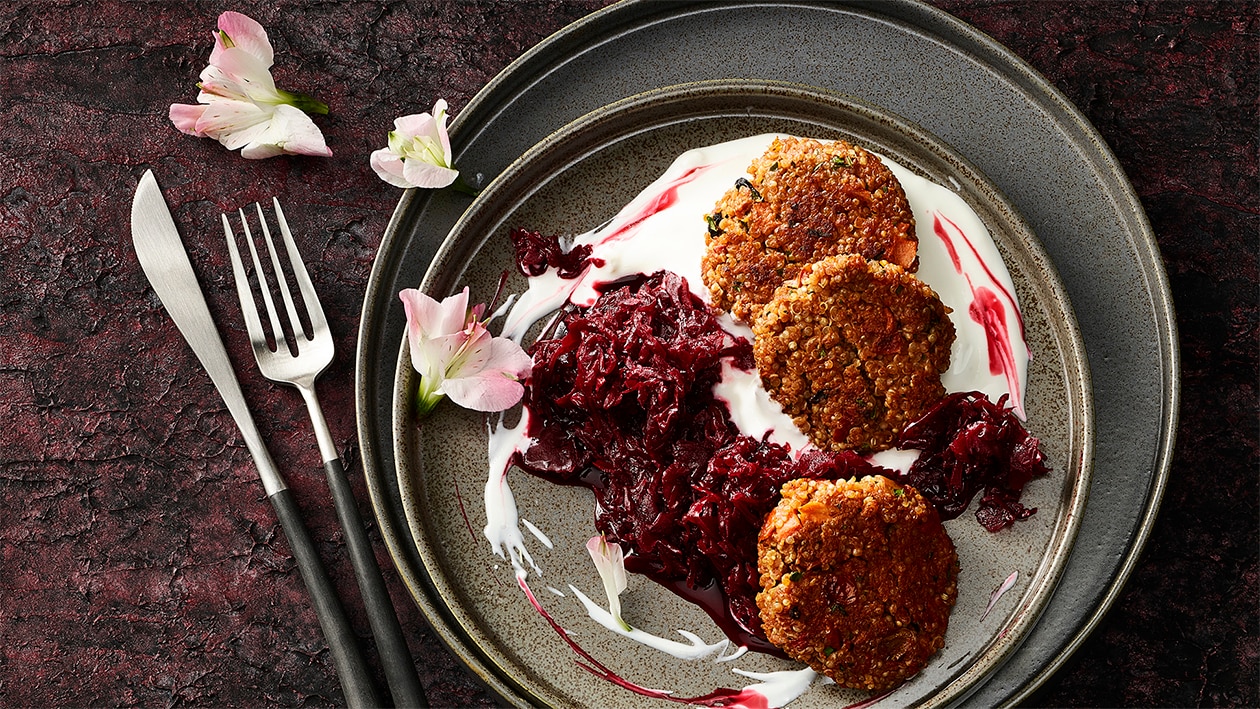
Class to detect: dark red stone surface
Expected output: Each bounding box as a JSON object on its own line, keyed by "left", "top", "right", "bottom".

{"left": 0, "top": 1, "right": 1254, "bottom": 707}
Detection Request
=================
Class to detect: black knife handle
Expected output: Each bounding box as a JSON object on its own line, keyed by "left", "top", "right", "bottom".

{"left": 323, "top": 456, "right": 428, "bottom": 708}
{"left": 269, "top": 487, "right": 381, "bottom": 708}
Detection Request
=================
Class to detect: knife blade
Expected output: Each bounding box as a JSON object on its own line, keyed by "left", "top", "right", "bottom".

{"left": 130, "top": 170, "right": 380, "bottom": 708}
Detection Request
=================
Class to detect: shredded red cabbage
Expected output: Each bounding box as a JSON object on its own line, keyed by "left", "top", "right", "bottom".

{"left": 893, "top": 391, "right": 1050, "bottom": 532}
{"left": 510, "top": 227, "right": 599, "bottom": 279}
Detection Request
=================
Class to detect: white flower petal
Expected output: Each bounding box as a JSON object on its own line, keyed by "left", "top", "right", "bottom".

{"left": 198, "top": 64, "right": 253, "bottom": 103}
{"left": 193, "top": 99, "right": 271, "bottom": 144}
{"left": 239, "top": 104, "right": 331, "bottom": 158}
{"left": 586, "top": 536, "right": 630, "bottom": 630}
{"left": 401, "top": 160, "right": 459, "bottom": 189}
{"left": 418, "top": 332, "right": 466, "bottom": 381}
{"left": 393, "top": 112, "right": 438, "bottom": 141}
{"left": 212, "top": 47, "right": 281, "bottom": 102}
{"left": 432, "top": 98, "right": 453, "bottom": 164}
{"left": 446, "top": 325, "right": 495, "bottom": 376}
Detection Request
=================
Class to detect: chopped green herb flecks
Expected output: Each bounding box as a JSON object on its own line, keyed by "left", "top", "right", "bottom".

{"left": 734, "top": 177, "right": 763, "bottom": 202}
{"left": 704, "top": 212, "right": 723, "bottom": 236}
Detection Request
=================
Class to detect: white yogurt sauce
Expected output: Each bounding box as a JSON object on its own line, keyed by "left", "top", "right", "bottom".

{"left": 481, "top": 134, "right": 1031, "bottom": 704}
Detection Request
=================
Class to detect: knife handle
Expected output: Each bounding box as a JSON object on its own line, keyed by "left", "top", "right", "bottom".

{"left": 270, "top": 488, "right": 381, "bottom": 708}
{"left": 323, "top": 456, "right": 428, "bottom": 708}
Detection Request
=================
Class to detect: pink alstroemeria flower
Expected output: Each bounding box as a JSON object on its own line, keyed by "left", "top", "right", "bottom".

{"left": 169, "top": 11, "right": 332, "bottom": 159}
{"left": 586, "top": 535, "right": 632, "bottom": 631}
{"left": 370, "top": 100, "right": 460, "bottom": 189}
{"left": 400, "top": 286, "right": 532, "bottom": 416}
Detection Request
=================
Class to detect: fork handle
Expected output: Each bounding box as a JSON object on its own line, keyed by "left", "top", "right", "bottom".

{"left": 269, "top": 488, "right": 382, "bottom": 708}
{"left": 324, "top": 456, "right": 429, "bottom": 708}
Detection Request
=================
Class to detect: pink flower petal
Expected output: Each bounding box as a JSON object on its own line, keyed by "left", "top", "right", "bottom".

{"left": 169, "top": 103, "right": 209, "bottom": 136}
{"left": 401, "top": 160, "right": 459, "bottom": 189}
{"left": 981, "top": 570, "right": 1019, "bottom": 621}
{"left": 441, "top": 371, "right": 526, "bottom": 412}
{"left": 481, "top": 337, "right": 534, "bottom": 380}
{"left": 417, "top": 288, "right": 470, "bottom": 338}
{"left": 439, "top": 335, "right": 532, "bottom": 411}
{"left": 193, "top": 99, "right": 270, "bottom": 145}
{"left": 400, "top": 289, "right": 438, "bottom": 368}
{"left": 393, "top": 112, "right": 438, "bottom": 140}
{"left": 399, "top": 287, "right": 471, "bottom": 361}
{"left": 370, "top": 149, "right": 413, "bottom": 188}
{"left": 210, "top": 11, "right": 274, "bottom": 68}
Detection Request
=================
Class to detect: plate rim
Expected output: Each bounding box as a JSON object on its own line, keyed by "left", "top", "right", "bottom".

{"left": 394, "top": 78, "right": 1094, "bottom": 708}
{"left": 354, "top": 1, "right": 1178, "bottom": 705}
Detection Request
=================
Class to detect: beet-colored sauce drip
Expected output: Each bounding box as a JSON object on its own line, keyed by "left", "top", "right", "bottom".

{"left": 931, "top": 212, "right": 1025, "bottom": 338}
{"left": 600, "top": 164, "right": 716, "bottom": 244}
{"left": 930, "top": 213, "right": 1027, "bottom": 406}
{"left": 517, "top": 574, "right": 769, "bottom": 707}
{"left": 969, "top": 286, "right": 1019, "bottom": 380}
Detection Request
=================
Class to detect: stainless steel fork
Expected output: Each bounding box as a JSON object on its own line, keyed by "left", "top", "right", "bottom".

{"left": 224, "top": 200, "right": 427, "bottom": 708}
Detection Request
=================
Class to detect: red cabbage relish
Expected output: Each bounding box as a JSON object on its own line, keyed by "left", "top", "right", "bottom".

{"left": 508, "top": 230, "right": 1049, "bottom": 651}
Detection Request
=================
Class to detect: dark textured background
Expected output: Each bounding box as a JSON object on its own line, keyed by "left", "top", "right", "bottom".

{"left": 0, "top": 1, "right": 1254, "bottom": 707}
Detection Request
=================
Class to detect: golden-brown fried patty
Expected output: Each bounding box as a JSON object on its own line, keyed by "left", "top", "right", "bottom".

{"left": 757, "top": 476, "right": 959, "bottom": 692}
{"left": 701, "top": 137, "right": 918, "bottom": 322}
{"left": 753, "top": 254, "right": 954, "bottom": 453}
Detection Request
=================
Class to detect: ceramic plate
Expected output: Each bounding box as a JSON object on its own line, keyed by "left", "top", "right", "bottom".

{"left": 355, "top": 3, "right": 1176, "bottom": 705}
{"left": 390, "top": 81, "right": 1091, "bottom": 708}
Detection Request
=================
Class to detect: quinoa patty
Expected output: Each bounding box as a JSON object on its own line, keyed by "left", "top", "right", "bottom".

{"left": 701, "top": 137, "right": 918, "bottom": 322}
{"left": 757, "top": 476, "right": 959, "bottom": 692}
{"left": 753, "top": 254, "right": 954, "bottom": 453}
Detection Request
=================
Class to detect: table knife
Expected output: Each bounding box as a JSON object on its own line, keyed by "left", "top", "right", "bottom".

{"left": 130, "top": 170, "right": 381, "bottom": 708}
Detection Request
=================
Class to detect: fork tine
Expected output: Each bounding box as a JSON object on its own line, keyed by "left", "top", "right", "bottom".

{"left": 272, "top": 198, "right": 328, "bottom": 335}
{"left": 236, "top": 208, "right": 287, "bottom": 350}
{"left": 255, "top": 202, "right": 308, "bottom": 344}
{"left": 223, "top": 213, "right": 270, "bottom": 347}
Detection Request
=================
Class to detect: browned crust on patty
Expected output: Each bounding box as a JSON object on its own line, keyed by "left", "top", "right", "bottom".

{"left": 757, "top": 476, "right": 959, "bottom": 692}
{"left": 752, "top": 254, "right": 955, "bottom": 453}
{"left": 701, "top": 137, "right": 918, "bottom": 323}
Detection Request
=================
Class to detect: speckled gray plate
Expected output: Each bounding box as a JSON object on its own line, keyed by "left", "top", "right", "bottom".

{"left": 355, "top": 2, "right": 1177, "bottom": 706}
{"left": 389, "top": 81, "right": 1090, "bottom": 708}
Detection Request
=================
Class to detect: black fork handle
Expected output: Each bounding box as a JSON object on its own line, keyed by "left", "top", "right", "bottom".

{"left": 269, "top": 488, "right": 381, "bottom": 708}
{"left": 323, "top": 456, "right": 429, "bottom": 708}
